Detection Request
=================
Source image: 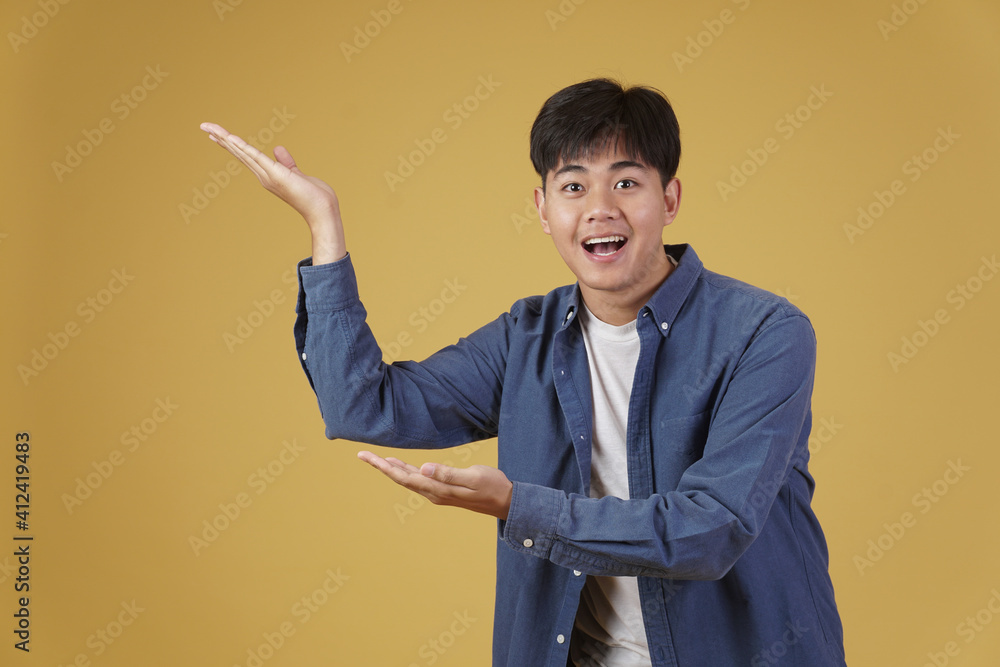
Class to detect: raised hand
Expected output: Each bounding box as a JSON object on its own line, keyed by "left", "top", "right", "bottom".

{"left": 200, "top": 122, "right": 346, "bottom": 264}
{"left": 357, "top": 451, "right": 514, "bottom": 520}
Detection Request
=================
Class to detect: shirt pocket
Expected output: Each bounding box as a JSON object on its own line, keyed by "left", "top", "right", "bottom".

{"left": 651, "top": 410, "right": 712, "bottom": 489}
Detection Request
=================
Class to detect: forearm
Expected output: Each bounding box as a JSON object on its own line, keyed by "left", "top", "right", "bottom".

{"left": 295, "top": 255, "right": 507, "bottom": 447}
{"left": 500, "top": 482, "right": 762, "bottom": 581}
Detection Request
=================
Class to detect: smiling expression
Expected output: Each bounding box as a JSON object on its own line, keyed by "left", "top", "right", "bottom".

{"left": 534, "top": 145, "right": 681, "bottom": 324}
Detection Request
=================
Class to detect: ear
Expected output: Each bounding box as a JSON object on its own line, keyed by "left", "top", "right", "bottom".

{"left": 662, "top": 177, "right": 681, "bottom": 228}
{"left": 534, "top": 186, "right": 551, "bottom": 235}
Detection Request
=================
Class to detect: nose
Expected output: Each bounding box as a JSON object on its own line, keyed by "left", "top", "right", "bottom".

{"left": 585, "top": 188, "right": 620, "bottom": 222}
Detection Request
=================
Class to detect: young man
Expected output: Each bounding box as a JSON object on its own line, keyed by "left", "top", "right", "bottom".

{"left": 201, "top": 78, "right": 846, "bottom": 666}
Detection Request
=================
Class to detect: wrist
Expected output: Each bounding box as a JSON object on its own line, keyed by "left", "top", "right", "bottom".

{"left": 309, "top": 228, "right": 346, "bottom": 266}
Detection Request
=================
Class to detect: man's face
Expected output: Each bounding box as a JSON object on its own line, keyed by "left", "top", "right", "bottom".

{"left": 534, "top": 145, "right": 681, "bottom": 317}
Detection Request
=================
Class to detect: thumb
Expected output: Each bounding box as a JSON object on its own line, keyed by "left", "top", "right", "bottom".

{"left": 421, "top": 462, "right": 456, "bottom": 482}
{"left": 273, "top": 145, "right": 298, "bottom": 171}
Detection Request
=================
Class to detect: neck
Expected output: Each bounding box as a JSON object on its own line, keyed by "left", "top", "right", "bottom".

{"left": 580, "top": 256, "right": 674, "bottom": 326}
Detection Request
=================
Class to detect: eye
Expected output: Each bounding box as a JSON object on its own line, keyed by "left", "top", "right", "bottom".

{"left": 562, "top": 182, "right": 584, "bottom": 193}
{"left": 616, "top": 179, "right": 637, "bottom": 189}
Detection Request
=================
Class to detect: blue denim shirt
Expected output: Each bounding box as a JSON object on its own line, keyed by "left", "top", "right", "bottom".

{"left": 294, "top": 244, "right": 846, "bottom": 666}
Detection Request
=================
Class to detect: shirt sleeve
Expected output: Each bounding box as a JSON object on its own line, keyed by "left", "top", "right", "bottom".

{"left": 498, "top": 312, "right": 817, "bottom": 581}
{"left": 294, "top": 253, "right": 511, "bottom": 448}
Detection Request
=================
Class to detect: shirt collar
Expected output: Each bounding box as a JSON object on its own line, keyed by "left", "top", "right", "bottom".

{"left": 558, "top": 244, "right": 703, "bottom": 337}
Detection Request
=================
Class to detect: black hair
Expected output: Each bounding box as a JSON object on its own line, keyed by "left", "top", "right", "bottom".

{"left": 529, "top": 78, "right": 681, "bottom": 191}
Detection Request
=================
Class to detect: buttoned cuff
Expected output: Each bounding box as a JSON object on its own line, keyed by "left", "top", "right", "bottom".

{"left": 296, "top": 252, "right": 359, "bottom": 313}
{"left": 499, "top": 481, "right": 564, "bottom": 559}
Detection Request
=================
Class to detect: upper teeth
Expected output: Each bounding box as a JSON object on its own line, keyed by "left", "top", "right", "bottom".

{"left": 585, "top": 235, "right": 625, "bottom": 244}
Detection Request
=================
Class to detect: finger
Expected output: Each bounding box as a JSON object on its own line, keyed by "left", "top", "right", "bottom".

{"left": 200, "top": 123, "right": 273, "bottom": 180}
{"left": 200, "top": 121, "right": 231, "bottom": 138}
{"left": 359, "top": 451, "right": 413, "bottom": 470}
{"left": 368, "top": 456, "right": 472, "bottom": 501}
{"left": 384, "top": 457, "right": 421, "bottom": 474}
{"left": 357, "top": 450, "right": 387, "bottom": 468}
{"left": 273, "top": 145, "right": 298, "bottom": 170}
{"left": 199, "top": 123, "right": 229, "bottom": 147}
{"left": 357, "top": 452, "right": 420, "bottom": 484}
{"left": 200, "top": 123, "right": 249, "bottom": 153}
{"left": 200, "top": 123, "right": 279, "bottom": 180}
{"left": 420, "top": 462, "right": 471, "bottom": 488}
{"left": 218, "top": 132, "right": 280, "bottom": 182}
{"left": 368, "top": 456, "right": 434, "bottom": 490}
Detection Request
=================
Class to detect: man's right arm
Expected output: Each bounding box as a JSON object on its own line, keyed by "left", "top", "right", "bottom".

{"left": 200, "top": 122, "right": 508, "bottom": 448}
{"left": 295, "top": 252, "right": 511, "bottom": 448}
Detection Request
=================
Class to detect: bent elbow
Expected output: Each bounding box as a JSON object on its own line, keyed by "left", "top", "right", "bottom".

{"left": 654, "top": 524, "right": 756, "bottom": 581}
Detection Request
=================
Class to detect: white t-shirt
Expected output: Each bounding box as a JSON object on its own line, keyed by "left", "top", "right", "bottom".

{"left": 570, "top": 301, "right": 650, "bottom": 667}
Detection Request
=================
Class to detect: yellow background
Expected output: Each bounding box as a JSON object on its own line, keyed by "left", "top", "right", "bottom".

{"left": 3, "top": 0, "right": 999, "bottom": 664}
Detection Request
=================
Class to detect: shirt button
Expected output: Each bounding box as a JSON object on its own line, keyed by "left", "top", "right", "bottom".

{"left": 573, "top": 570, "right": 581, "bottom": 576}
{"left": 523, "top": 538, "right": 534, "bottom": 548}
{"left": 661, "top": 322, "right": 669, "bottom": 330}
{"left": 556, "top": 634, "right": 565, "bottom": 644}
{"left": 301, "top": 352, "right": 307, "bottom": 360}
{"left": 642, "top": 311, "right": 649, "bottom": 317}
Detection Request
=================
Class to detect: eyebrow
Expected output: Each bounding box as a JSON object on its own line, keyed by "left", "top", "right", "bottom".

{"left": 552, "top": 160, "right": 649, "bottom": 178}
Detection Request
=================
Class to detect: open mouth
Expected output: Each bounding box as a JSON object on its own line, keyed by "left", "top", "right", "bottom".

{"left": 583, "top": 235, "right": 628, "bottom": 257}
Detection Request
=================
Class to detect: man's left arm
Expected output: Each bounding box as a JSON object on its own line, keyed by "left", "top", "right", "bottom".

{"left": 361, "top": 312, "right": 816, "bottom": 580}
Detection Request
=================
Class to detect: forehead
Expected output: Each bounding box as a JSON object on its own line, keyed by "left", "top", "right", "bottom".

{"left": 550, "top": 145, "right": 651, "bottom": 176}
